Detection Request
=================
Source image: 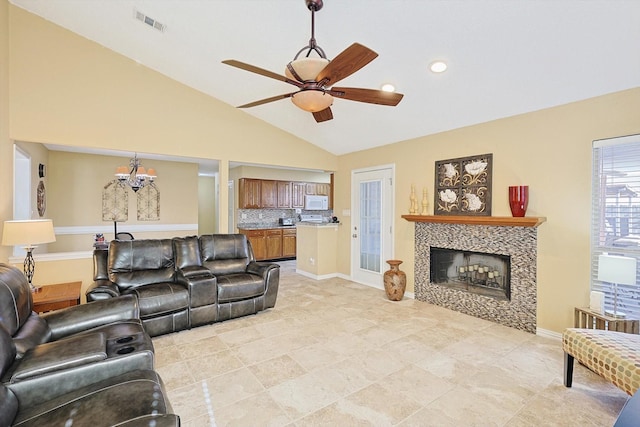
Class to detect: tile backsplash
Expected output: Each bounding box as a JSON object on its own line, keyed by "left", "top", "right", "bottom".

{"left": 237, "top": 209, "right": 333, "bottom": 228}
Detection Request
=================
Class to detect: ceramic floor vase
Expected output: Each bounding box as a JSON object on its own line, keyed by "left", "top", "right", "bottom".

{"left": 384, "top": 260, "right": 406, "bottom": 301}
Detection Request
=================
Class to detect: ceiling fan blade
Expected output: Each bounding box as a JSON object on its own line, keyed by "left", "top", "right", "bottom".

{"left": 329, "top": 87, "right": 404, "bottom": 106}
{"left": 315, "top": 43, "right": 378, "bottom": 86}
{"left": 237, "top": 92, "right": 297, "bottom": 108}
{"left": 313, "top": 107, "right": 333, "bottom": 123}
{"left": 222, "top": 60, "right": 302, "bottom": 88}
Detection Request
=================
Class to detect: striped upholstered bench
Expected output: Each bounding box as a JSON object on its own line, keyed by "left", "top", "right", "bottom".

{"left": 563, "top": 328, "right": 640, "bottom": 396}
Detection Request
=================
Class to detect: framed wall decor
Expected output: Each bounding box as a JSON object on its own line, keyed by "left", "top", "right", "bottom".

{"left": 434, "top": 153, "right": 492, "bottom": 216}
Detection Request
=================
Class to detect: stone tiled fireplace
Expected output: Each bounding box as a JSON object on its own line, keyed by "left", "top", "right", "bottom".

{"left": 405, "top": 216, "right": 545, "bottom": 334}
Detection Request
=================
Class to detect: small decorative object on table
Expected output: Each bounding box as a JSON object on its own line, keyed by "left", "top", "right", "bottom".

{"left": 508, "top": 185, "right": 529, "bottom": 217}
{"left": 94, "top": 233, "right": 108, "bottom": 249}
{"left": 384, "top": 260, "right": 406, "bottom": 301}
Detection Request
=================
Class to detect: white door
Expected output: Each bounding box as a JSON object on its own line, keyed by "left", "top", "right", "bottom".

{"left": 351, "top": 166, "right": 394, "bottom": 286}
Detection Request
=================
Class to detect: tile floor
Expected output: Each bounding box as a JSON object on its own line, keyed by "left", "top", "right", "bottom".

{"left": 153, "top": 261, "right": 630, "bottom": 426}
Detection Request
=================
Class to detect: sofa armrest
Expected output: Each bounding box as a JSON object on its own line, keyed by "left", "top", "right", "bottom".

{"left": 246, "top": 261, "right": 279, "bottom": 278}
{"left": 175, "top": 270, "right": 217, "bottom": 308}
{"left": 41, "top": 295, "right": 140, "bottom": 341}
{"left": 86, "top": 279, "right": 121, "bottom": 301}
{"left": 247, "top": 261, "right": 280, "bottom": 309}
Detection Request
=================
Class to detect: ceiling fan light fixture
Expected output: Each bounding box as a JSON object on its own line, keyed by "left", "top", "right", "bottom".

{"left": 291, "top": 90, "right": 333, "bottom": 112}
{"left": 285, "top": 58, "right": 330, "bottom": 81}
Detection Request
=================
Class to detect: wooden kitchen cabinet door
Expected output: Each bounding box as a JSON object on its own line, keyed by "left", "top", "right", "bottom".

{"left": 277, "top": 181, "right": 292, "bottom": 208}
{"left": 315, "top": 183, "right": 330, "bottom": 196}
{"left": 291, "top": 182, "right": 306, "bottom": 208}
{"left": 265, "top": 229, "right": 283, "bottom": 259}
{"left": 239, "top": 178, "right": 261, "bottom": 209}
{"left": 242, "top": 230, "right": 266, "bottom": 260}
{"left": 261, "top": 180, "right": 278, "bottom": 208}
{"left": 282, "top": 228, "right": 297, "bottom": 257}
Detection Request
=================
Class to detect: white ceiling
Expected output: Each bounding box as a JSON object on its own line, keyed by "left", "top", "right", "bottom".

{"left": 10, "top": 0, "right": 640, "bottom": 156}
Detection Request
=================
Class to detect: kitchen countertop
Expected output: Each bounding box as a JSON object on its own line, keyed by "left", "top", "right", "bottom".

{"left": 237, "top": 224, "right": 297, "bottom": 230}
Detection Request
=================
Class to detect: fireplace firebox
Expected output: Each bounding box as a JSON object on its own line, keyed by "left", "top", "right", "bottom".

{"left": 430, "top": 247, "right": 511, "bottom": 301}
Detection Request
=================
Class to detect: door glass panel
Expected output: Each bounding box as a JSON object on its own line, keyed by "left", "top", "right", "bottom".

{"left": 359, "top": 180, "right": 381, "bottom": 273}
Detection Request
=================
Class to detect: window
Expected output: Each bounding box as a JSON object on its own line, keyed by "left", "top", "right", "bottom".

{"left": 591, "top": 134, "right": 640, "bottom": 319}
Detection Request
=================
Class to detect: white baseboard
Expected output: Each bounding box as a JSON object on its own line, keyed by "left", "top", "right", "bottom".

{"left": 536, "top": 327, "right": 562, "bottom": 340}
{"left": 295, "top": 269, "right": 340, "bottom": 281}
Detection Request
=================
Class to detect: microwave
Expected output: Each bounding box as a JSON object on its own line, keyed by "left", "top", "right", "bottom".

{"left": 304, "top": 195, "right": 329, "bottom": 210}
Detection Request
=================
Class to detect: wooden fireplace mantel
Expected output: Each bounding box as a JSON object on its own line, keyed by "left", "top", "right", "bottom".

{"left": 401, "top": 215, "right": 546, "bottom": 227}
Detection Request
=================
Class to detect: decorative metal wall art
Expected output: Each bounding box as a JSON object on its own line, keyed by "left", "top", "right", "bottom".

{"left": 137, "top": 183, "right": 160, "bottom": 221}
{"left": 37, "top": 181, "right": 46, "bottom": 217}
{"left": 102, "top": 180, "right": 129, "bottom": 222}
{"left": 434, "top": 153, "right": 492, "bottom": 216}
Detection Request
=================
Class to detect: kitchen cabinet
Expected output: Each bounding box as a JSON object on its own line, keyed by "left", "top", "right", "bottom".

{"left": 239, "top": 178, "right": 330, "bottom": 209}
{"left": 291, "top": 182, "right": 306, "bottom": 208}
{"left": 242, "top": 229, "right": 266, "bottom": 260}
{"left": 261, "top": 180, "right": 278, "bottom": 208}
{"left": 265, "top": 229, "right": 283, "bottom": 259}
{"left": 315, "top": 183, "right": 331, "bottom": 196}
{"left": 239, "top": 227, "right": 296, "bottom": 260}
{"left": 238, "top": 178, "right": 261, "bottom": 209}
{"left": 277, "top": 181, "right": 291, "bottom": 208}
{"left": 282, "top": 228, "right": 297, "bottom": 257}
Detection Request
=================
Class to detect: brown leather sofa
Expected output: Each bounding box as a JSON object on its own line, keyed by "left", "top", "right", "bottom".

{"left": 0, "top": 263, "right": 179, "bottom": 426}
{"left": 87, "top": 233, "right": 280, "bottom": 336}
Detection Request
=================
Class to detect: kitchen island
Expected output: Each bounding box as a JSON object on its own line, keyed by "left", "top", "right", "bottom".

{"left": 296, "top": 222, "right": 340, "bottom": 279}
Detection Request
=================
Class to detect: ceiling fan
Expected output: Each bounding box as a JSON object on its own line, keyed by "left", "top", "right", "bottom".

{"left": 222, "top": 0, "right": 404, "bottom": 123}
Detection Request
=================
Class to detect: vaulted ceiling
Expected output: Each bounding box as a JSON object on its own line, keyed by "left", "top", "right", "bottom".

{"left": 10, "top": 0, "right": 640, "bottom": 155}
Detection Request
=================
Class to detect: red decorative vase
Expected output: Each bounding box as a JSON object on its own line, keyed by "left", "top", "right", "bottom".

{"left": 509, "top": 186, "right": 529, "bottom": 217}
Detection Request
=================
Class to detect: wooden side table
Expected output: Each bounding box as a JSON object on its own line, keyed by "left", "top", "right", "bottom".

{"left": 574, "top": 307, "right": 639, "bottom": 334}
{"left": 32, "top": 281, "right": 82, "bottom": 314}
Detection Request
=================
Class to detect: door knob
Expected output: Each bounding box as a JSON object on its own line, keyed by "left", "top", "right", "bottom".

{"left": 352, "top": 234, "right": 358, "bottom": 238}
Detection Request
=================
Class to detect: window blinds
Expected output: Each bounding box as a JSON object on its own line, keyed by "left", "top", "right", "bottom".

{"left": 591, "top": 134, "right": 640, "bottom": 320}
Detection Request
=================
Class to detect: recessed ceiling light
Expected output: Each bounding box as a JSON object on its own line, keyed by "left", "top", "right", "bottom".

{"left": 430, "top": 61, "right": 447, "bottom": 73}
{"left": 381, "top": 83, "right": 396, "bottom": 92}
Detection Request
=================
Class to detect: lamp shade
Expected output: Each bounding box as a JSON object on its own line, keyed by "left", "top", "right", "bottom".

{"left": 290, "top": 90, "right": 333, "bottom": 112}
{"left": 598, "top": 254, "right": 637, "bottom": 285}
{"left": 2, "top": 219, "right": 56, "bottom": 247}
{"left": 285, "top": 58, "right": 329, "bottom": 81}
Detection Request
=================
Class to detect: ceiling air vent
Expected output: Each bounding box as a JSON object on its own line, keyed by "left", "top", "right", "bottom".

{"left": 134, "top": 9, "right": 166, "bottom": 32}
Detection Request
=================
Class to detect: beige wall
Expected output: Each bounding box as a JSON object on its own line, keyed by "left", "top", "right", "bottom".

{"left": 334, "top": 88, "right": 640, "bottom": 333}
{"left": 198, "top": 175, "right": 216, "bottom": 234}
{"left": 0, "top": 1, "right": 11, "bottom": 262}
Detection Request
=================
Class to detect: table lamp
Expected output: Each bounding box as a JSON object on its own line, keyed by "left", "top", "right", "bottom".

{"left": 2, "top": 219, "right": 56, "bottom": 292}
{"left": 597, "top": 254, "right": 637, "bottom": 318}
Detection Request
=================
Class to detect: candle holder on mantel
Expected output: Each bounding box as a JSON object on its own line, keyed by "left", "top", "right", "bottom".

{"left": 508, "top": 186, "right": 529, "bottom": 217}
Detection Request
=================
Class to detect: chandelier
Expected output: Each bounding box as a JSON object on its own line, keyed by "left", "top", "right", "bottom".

{"left": 114, "top": 154, "right": 156, "bottom": 192}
